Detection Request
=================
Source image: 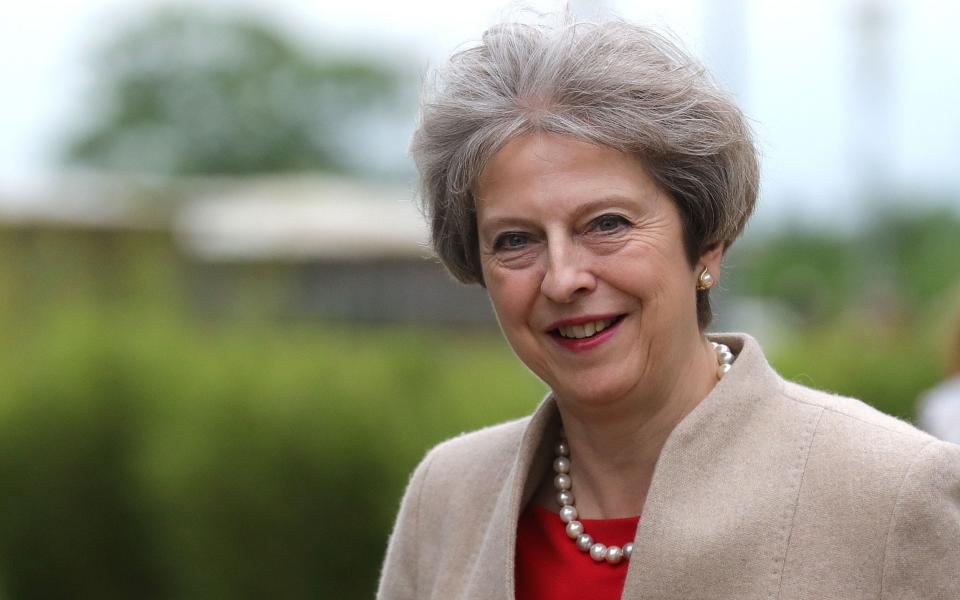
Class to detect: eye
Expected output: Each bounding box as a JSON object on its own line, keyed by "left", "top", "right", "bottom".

{"left": 590, "top": 214, "right": 629, "bottom": 233}
{"left": 493, "top": 232, "right": 530, "bottom": 251}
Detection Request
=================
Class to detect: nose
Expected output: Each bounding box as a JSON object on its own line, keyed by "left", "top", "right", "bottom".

{"left": 540, "top": 240, "right": 596, "bottom": 303}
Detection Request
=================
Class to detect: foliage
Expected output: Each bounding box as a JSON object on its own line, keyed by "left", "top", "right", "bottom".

{"left": 64, "top": 9, "right": 408, "bottom": 176}
{"left": 727, "top": 207, "right": 960, "bottom": 324}
{"left": 765, "top": 323, "right": 941, "bottom": 420}
{"left": 0, "top": 308, "right": 542, "bottom": 598}
{"left": 869, "top": 208, "right": 960, "bottom": 308}
{"left": 727, "top": 230, "right": 858, "bottom": 322}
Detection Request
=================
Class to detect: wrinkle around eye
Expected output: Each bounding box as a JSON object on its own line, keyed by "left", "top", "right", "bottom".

{"left": 490, "top": 245, "right": 540, "bottom": 269}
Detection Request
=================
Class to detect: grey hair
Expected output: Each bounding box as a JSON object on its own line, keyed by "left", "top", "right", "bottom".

{"left": 411, "top": 16, "right": 759, "bottom": 329}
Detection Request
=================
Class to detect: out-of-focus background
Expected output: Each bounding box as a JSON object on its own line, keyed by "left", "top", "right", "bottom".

{"left": 0, "top": 0, "right": 958, "bottom": 597}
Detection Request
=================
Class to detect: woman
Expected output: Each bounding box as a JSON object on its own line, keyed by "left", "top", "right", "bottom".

{"left": 378, "top": 17, "right": 960, "bottom": 600}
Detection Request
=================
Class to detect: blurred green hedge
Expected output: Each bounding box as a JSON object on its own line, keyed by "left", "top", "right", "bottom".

{"left": 0, "top": 307, "right": 544, "bottom": 598}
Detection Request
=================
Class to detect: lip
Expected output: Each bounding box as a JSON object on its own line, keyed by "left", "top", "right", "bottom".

{"left": 546, "top": 314, "right": 627, "bottom": 353}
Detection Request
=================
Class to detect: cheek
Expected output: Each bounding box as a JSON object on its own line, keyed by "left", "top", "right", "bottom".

{"left": 646, "top": 265, "right": 696, "bottom": 312}
{"left": 485, "top": 269, "right": 542, "bottom": 330}
{"left": 601, "top": 247, "right": 693, "bottom": 308}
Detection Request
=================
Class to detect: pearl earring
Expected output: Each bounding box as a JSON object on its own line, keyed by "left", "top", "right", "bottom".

{"left": 697, "top": 267, "right": 714, "bottom": 290}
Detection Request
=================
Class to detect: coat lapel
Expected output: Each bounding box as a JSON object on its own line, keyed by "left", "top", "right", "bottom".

{"left": 461, "top": 333, "right": 820, "bottom": 600}
{"left": 620, "top": 334, "right": 822, "bottom": 599}
{"left": 459, "top": 397, "right": 560, "bottom": 600}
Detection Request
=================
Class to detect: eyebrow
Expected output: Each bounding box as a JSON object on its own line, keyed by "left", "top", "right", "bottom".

{"left": 477, "top": 195, "right": 642, "bottom": 240}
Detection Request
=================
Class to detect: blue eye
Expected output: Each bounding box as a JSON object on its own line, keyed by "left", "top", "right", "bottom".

{"left": 494, "top": 232, "right": 529, "bottom": 251}
{"left": 592, "top": 214, "right": 629, "bottom": 232}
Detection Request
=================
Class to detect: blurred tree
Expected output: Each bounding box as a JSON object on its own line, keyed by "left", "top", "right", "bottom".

{"left": 728, "top": 230, "right": 859, "bottom": 323}
{"left": 868, "top": 207, "right": 960, "bottom": 308}
{"left": 64, "top": 9, "right": 408, "bottom": 176}
{"left": 727, "top": 206, "right": 960, "bottom": 325}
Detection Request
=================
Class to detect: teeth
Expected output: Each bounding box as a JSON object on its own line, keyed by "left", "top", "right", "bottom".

{"left": 557, "top": 318, "right": 615, "bottom": 339}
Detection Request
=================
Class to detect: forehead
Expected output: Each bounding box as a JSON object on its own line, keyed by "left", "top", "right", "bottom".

{"left": 475, "top": 132, "right": 664, "bottom": 220}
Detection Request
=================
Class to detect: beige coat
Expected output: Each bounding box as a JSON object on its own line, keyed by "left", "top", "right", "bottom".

{"left": 377, "top": 333, "right": 960, "bottom": 599}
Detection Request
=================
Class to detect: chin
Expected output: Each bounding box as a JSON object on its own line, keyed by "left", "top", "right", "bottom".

{"left": 550, "top": 377, "right": 638, "bottom": 409}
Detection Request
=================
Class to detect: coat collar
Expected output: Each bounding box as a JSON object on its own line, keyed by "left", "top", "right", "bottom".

{"left": 461, "top": 333, "right": 819, "bottom": 599}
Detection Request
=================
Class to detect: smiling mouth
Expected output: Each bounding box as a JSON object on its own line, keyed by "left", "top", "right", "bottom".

{"left": 551, "top": 315, "right": 626, "bottom": 340}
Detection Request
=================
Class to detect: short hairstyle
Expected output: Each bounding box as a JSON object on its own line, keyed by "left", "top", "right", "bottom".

{"left": 411, "top": 17, "right": 759, "bottom": 329}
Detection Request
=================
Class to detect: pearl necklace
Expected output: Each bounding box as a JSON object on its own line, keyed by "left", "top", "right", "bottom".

{"left": 552, "top": 341, "right": 736, "bottom": 564}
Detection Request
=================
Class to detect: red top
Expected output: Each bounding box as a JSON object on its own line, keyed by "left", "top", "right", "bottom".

{"left": 515, "top": 504, "right": 640, "bottom": 600}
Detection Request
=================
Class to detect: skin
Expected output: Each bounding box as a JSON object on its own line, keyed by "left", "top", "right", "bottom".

{"left": 475, "top": 131, "right": 724, "bottom": 519}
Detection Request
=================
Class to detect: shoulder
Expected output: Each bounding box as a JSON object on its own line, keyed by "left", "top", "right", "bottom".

{"left": 393, "top": 414, "right": 534, "bottom": 531}
{"left": 777, "top": 380, "right": 960, "bottom": 542}
{"left": 766, "top": 380, "right": 952, "bottom": 513}
{"left": 881, "top": 437, "right": 960, "bottom": 595}
{"left": 779, "top": 378, "right": 935, "bottom": 450}
{"left": 377, "top": 416, "right": 533, "bottom": 598}
{"left": 430, "top": 416, "right": 531, "bottom": 458}
{"left": 772, "top": 379, "right": 960, "bottom": 593}
{"left": 776, "top": 377, "right": 960, "bottom": 483}
{"left": 414, "top": 415, "right": 531, "bottom": 499}
{"left": 713, "top": 332, "right": 934, "bottom": 458}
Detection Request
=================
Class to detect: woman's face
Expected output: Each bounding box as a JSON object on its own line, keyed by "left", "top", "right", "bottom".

{"left": 475, "top": 132, "right": 720, "bottom": 406}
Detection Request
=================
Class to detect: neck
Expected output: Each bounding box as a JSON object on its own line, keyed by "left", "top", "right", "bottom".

{"left": 552, "top": 335, "right": 719, "bottom": 519}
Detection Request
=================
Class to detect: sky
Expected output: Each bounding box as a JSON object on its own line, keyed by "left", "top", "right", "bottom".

{"left": 1, "top": 0, "right": 958, "bottom": 228}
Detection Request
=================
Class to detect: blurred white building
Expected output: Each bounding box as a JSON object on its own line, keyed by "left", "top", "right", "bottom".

{"left": 0, "top": 174, "right": 495, "bottom": 324}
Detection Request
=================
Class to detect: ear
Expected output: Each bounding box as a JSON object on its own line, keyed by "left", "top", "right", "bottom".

{"left": 696, "top": 242, "right": 725, "bottom": 285}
